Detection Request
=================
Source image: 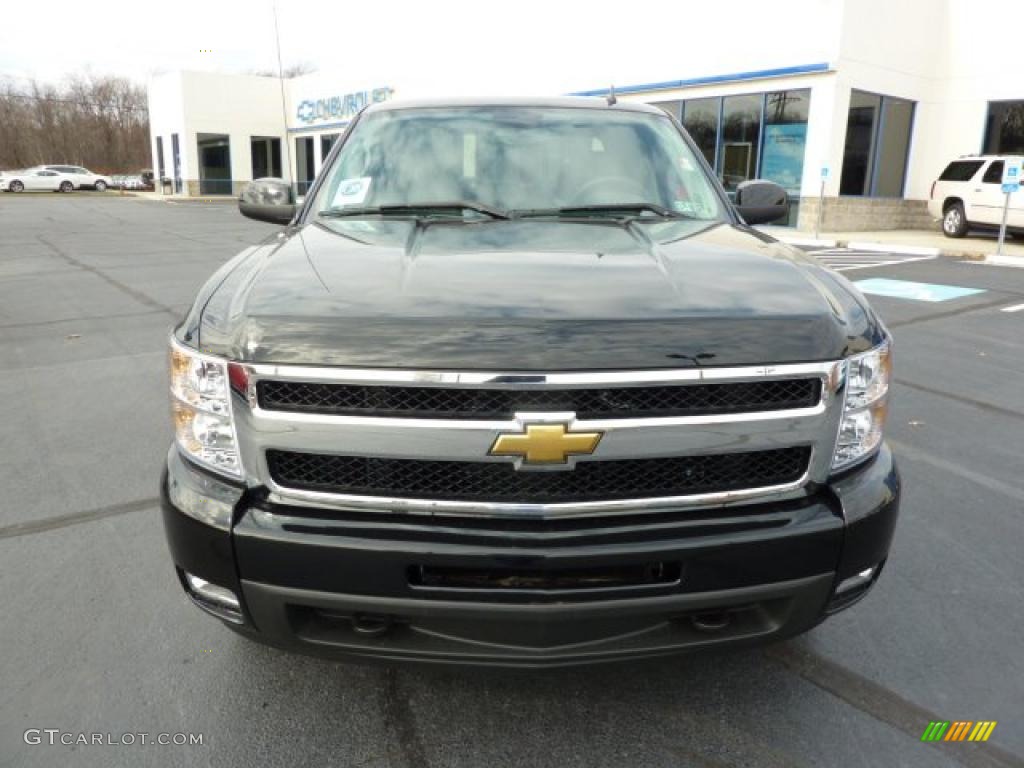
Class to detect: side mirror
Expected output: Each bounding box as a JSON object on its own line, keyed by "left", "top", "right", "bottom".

{"left": 734, "top": 180, "right": 789, "bottom": 225}
{"left": 239, "top": 178, "right": 297, "bottom": 225}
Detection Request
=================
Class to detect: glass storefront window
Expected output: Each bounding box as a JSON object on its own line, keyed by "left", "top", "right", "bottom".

{"left": 840, "top": 91, "right": 879, "bottom": 196}
{"left": 874, "top": 97, "right": 914, "bottom": 197}
{"left": 720, "top": 94, "right": 762, "bottom": 192}
{"left": 295, "top": 136, "right": 315, "bottom": 195}
{"left": 648, "top": 88, "right": 813, "bottom": 225}
{"left": 759, "top": 89, "right": 810, "bottom": 198}
{"left": 156, "top": 136, "right": 165, "bottom": 180}
{"left": 651, "top": 100, "right": 683, "bottom": 120}
{"left": 197, "top": 133, "right": 232, "bottom": 195}
{"left": 682, "top": 97, "right": 720, "bottom": 170}
{"left": 250, "top": 136, "right": 281, "bottom": 179}
{"left": 983, "top": 101, "right": 1024, "bottom": 155}
{"left": 840, "top": 90, "right": 914, "bottom": 197}
{"left": 321, "top": 133, "right": 340, "bottom": 162}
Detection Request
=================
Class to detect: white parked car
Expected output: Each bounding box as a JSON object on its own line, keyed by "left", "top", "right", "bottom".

{"left": 42, "top": 165, "right": 110, "bottom": 191}
{"left": 1, "top": 168, "right": 76, "bottom": 193}
{"left": 929, "top": 155, "right": 1024, "bottom": 238}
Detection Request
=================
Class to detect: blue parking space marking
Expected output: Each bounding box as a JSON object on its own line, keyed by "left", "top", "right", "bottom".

{"left": 854, "top": 278, "right": 986, "bottom": 302}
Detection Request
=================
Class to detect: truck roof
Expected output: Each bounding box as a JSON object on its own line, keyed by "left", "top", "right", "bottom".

{"left": 364, "top": 96, "right": 666, "bottom": 116}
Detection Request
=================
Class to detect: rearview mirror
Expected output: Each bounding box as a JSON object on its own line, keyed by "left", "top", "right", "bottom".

{"left": 734, "top": 180, "right": 789, "bottom": 225}
{"left": 239, "top": 178, "right": 296, "bottom": 225}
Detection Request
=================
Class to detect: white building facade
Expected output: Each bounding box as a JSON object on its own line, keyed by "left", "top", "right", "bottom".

{"left": 147, "top": 0, "right": 1024, "bottom": 231}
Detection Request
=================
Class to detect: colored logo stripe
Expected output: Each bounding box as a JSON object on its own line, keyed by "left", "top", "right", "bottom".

{"left": 921, "top": 721, "right": 997, "bottom": 742}
{"left": 945, "top": 722, "right": 972, "bottom": 741}
{"left": 969, "top": 722, "right": 998, "bottom": 742}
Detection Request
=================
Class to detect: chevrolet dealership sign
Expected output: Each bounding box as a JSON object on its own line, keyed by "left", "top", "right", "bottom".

{"left": 295, "top": 87, "right": 394, "bottom": 125}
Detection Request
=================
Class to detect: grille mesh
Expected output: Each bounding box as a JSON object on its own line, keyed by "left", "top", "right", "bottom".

{"left": 266, "top": 447, "right": 811, "bottom": 503}
{"left": 257, "top": 378, "right": 821, "bottom": 419}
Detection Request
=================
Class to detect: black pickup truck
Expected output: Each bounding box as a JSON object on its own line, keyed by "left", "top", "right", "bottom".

{"left": 162, "top": 97, "right": 899, "bottom": 667}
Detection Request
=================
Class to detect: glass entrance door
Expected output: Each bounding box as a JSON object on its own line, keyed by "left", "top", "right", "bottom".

{"left": 295, "top": 137, "right": 315, "bottom": 196}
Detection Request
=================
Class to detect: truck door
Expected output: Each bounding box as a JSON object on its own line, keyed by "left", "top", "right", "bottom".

{"left": 971, "top": 160, "right": 1008, "bottom": 226}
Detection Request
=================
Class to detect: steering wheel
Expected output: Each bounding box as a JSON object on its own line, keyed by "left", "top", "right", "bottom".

{"left": 570, "top": 176, "right": 651, "bottom": 205}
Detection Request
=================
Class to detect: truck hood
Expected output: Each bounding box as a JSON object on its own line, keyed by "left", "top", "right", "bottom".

{"left": 190, "top": 218, "right": 885, "bottom": 369}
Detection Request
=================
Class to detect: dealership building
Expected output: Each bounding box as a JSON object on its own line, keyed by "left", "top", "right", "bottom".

{"left": 147, "top": 0, "right": 1024, "bottom": 231}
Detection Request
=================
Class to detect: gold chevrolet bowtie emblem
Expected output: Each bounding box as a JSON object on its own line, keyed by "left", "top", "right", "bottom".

{"left": 489, "top": 423, "right": 603, "bottom": 466}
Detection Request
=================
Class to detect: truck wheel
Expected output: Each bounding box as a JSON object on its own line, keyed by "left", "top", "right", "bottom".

{"left": 942, "top": 202, "right": 968, "bottom": 238}
{"left": 9, "top": 180, "right": 24, "bottom": 192}
{"left": 59, "top": 181, "right": 73, "bottom": 193}
{"left": 94, "top": 180, "right": 107, "bottom": 192}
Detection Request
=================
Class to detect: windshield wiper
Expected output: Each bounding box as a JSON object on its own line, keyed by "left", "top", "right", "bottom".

{"left": 512, "top": 203, "right": 688, "bottom": 220}
{"left": 319, "top": 201, "right": 509, "bottom": 220}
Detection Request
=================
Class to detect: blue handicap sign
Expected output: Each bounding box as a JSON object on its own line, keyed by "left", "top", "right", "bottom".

{"left": 1002, "top": 183, "right": 1020, "bottom": 194}
{"left": 854, "top": 278, "right": 986, "bottom": 303}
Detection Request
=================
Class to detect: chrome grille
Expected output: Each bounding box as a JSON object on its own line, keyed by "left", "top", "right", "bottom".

{"left": 266, "top": 447, "right": 812, "bottom": 504}
{"left": 256, "top": 378, "right": 822, "bottom": 420}
{"left": 237, "top": 361, "right": 845, "bottom": 518}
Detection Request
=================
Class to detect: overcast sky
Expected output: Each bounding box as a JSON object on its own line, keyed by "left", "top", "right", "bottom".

{"left": 0, "top": 0, "right": 840, "bottom": 94}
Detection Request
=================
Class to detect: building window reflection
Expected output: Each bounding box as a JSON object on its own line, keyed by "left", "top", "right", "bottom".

{"left": 682, "top": 97, "right": 721, "bottom": 170}
{"left": 651, "top": 100, "right": 683, "bottom": 120}
{"left": 720, "top": 94, "right": 763, "bottom": 192}
{"left": 663, "top": 89, "right": 810, "bottom": 224}
{"left": 983, "top": 101, "right": 1024, "bottom": 154}
{"left": 840, "top": 90, "right": 915, "bottom": 197}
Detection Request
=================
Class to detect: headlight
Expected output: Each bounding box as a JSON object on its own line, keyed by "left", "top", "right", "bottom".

{"left": 832, "top": 342, "right": 891, "bottom": 471}
{"left": 169, "top": 337, "right": 244, "bottom": 478}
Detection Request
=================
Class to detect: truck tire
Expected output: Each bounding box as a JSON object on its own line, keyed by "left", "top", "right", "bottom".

{"left": 942, "top": 201, "right": 968, "bottom": 238}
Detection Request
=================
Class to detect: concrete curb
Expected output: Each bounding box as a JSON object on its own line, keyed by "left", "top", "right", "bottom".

{"left": 163, "top": 198, "right": 237, "bottom": 205}
{"left": 135, "top": 193, "right": 236, "bottom": 204}
{"left": 980, "top": 254, "right": 1024, "bottom": 268}
{"left": 774, "top": 234, "right": 1010, "bottom": 262}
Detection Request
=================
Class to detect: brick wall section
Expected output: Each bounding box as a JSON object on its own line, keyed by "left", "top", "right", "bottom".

{"left": 796, "top": 198, "right": 937, "bottom": 232}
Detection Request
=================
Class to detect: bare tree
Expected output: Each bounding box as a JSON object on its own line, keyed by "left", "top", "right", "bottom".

{"left": 0, "top": 74, "right": 150, "bottom": 173}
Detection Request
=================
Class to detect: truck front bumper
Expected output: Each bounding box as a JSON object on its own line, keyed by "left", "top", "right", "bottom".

{"left": 161, "top": 445, "right": 899, "bottom": 668}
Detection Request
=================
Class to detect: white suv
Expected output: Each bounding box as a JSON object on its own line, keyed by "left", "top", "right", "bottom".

{"left": 42, "top": 165, "right": 110, "bottom": 192}
{"left": 929, "top": 155, "right": 1024, "bottom": 238}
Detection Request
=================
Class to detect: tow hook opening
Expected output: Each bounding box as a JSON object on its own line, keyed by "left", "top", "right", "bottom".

{"left": 690, "top": 611, "right": 733, "bottom": 633}
{"left": 351, "top": 613, "right": 393, "bottom": 637}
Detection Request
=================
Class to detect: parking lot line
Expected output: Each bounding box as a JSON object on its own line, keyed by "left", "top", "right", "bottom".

{"left": 1000, "top": 302, "right": 1024, "bottom": 313}
{"left": 812, "top": 251, "right": 939, "bottom": 272}
{"left": 854, "top": 277, "right": 986, "bottom": 302}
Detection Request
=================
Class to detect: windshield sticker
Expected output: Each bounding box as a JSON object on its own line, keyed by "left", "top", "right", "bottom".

{"left": 678, "top": 156, "right": 694, "bottom": 171}
{"left": 463, "top": 133, "right": 477, "bottom": 179}
{"left": 332, "top": 176, "right": 372, "bottom": 206}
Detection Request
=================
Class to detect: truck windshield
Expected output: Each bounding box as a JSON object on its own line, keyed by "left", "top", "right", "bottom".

{"left": 312, "top": 106, "right": 725, "bottom": 221}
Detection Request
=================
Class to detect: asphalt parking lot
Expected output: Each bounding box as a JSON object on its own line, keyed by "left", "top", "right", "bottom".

{"left": 1, "top": 195, "right": 1022, "bottom": 768}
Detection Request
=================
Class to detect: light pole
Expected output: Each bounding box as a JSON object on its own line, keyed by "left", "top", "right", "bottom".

{"left": 272, "top": 1, "right": 293, "bottom": 197}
